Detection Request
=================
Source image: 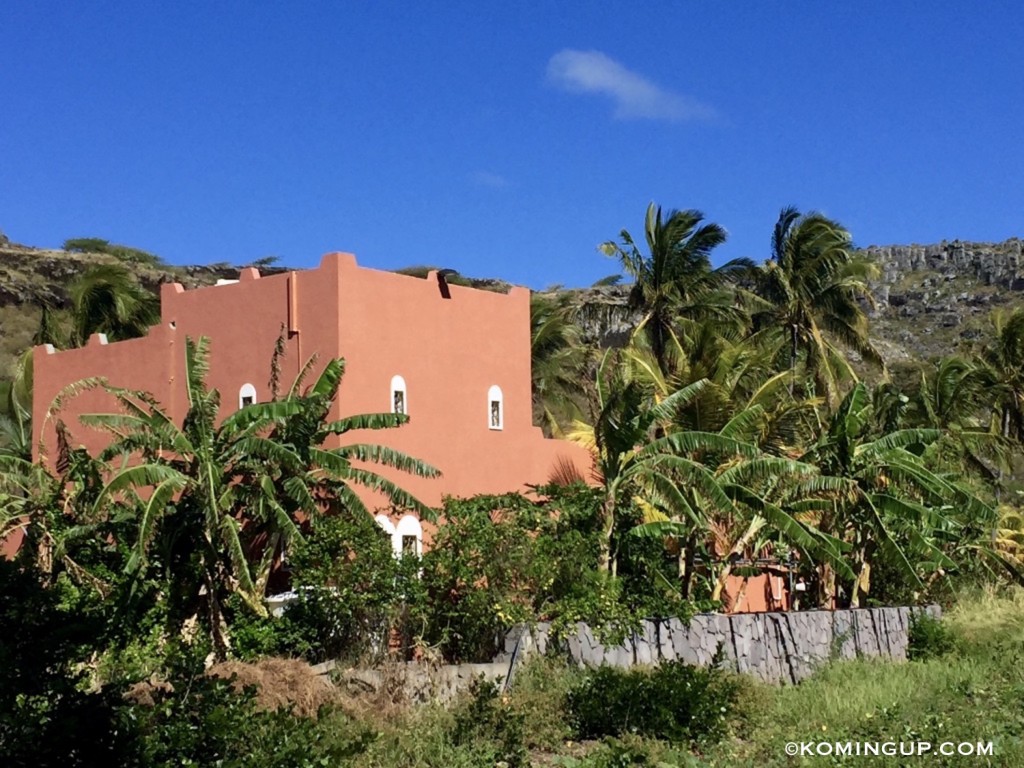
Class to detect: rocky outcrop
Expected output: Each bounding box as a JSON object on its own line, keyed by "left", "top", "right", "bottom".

{"left": 868, "top": 239, "right": 1024, "bottom": 299}
{"left": 548, "top": 238, "right": 1024, "bottom": 362}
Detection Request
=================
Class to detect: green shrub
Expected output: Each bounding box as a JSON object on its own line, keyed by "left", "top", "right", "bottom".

{"left": 450, "top": 678, "right": 528, "bottom": 768}
{"left": 566, "top": 661, "right": 739, "bottom": 746}
{"left": 908, "top": 612, "right": 958, "bottom": 660}
{"left": 243, "top": 512, "right": 408, "bottom": 664}
{"left": 507, "top": 655, "right": 579, "bottom": 750}
{"left": 63, "top": 237, "right": 163, "bottom": 265}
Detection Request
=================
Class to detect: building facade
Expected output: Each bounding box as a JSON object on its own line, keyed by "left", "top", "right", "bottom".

{"left": 30, "top": 252, "right": 593, "bottom": 553}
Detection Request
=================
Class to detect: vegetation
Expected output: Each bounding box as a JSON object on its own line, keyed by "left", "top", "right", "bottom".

{"left": 2, "top": 204, "right": 1024, "bottom": 764}
{"left": 63, "top": 237, "right": 165, "bottom": 266}
{"left": 566, "top": 661, "right": 740, "bottom": 745}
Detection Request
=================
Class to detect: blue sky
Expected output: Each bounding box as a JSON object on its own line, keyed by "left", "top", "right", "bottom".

{"left": 3, "top": 2, "right": 1023, "bottom": 289}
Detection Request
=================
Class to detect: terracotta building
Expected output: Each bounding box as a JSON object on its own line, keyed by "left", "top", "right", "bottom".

{"left": 29, "top": 252, "right": 593, "bottom": 555}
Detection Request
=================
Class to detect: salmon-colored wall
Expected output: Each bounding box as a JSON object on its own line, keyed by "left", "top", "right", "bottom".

{"left": 33, "top": 326, "right": 177, "bottom": 461}
{"left": 723, "top": 573, "right": 790, "bottom": 613}
{"left": 32, "top": 253, "right": 592, "bottom": 516}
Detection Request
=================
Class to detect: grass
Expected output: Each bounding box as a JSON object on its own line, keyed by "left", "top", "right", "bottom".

{"left": 701, "top": 586, "right": 1024, "bottom": 767}
{"left": 328, "top": 588, "right": 1024, "bottom": 766}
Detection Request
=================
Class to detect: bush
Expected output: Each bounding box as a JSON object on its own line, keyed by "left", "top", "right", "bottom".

{"left": 236, "top": 512, "right": 408, "bottom": 664}
{"left": 450, "top": 678, "right": 528, "bottom": 768}
{"left": 566, "top": 661, "right": 739, "bottom": 746}
{"left": 63, "top": 237, "right": 163, "bottom": 266}
{"left": 908, "top": 612, "right": 958, "bottom": 661}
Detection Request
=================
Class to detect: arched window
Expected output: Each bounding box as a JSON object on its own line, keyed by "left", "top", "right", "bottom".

{"left": 375, "top": 515, "right": 397, "bottom": 551}
{"left": 395, "top": 515, "right": 423, "bottom": 558}
{"left": 390, "top": 375, "right": 408, "bottom": 416}
{"left": 487, "top": 385, "right": 503, "bottom": 430}
{"left": 239, "top": 383, "right": 257, "bottom": 409}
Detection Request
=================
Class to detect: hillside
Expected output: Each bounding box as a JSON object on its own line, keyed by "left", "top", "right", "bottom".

{"left": 2, "top": 234, "right": 1024, "bottom": 377}
{"left": 0, "top": 236, "right": 287, "bottom": 375}
{"left": 542, "top": 238, "right": 1024, "bottom": 368}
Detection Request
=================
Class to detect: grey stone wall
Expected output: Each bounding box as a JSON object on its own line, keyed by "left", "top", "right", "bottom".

{"left": 507, "top": 606, "right": 939, "bottom": 685}
{"left": 315, "top": 660, "right": 508, "bottom": 704}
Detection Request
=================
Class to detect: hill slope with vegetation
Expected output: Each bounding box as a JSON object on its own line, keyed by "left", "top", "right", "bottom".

{"left": 4, "top": 229, "right": 1023, "bottom": 378}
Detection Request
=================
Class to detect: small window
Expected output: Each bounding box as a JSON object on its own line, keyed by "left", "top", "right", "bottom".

{"left": 487, "top": 385, "right": 503, "bottom": 430}
{"left": 239, "top": 383, "right": 257, "bottom": 409}
{"left": 395, "top": 515, "right": 422, "bottom": 558}
{"left": 390, "top": 375, "right": 408, "bottom": 415}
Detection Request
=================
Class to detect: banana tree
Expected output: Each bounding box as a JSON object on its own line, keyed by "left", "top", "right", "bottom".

{"left": 800, "top": 382, "right": 993, "bottom": 607}
{"left": 84, "top": 337, "right": 439, "bottom": 659}
{"left": 568, "top": 351, "right": 759, "bottom": 575}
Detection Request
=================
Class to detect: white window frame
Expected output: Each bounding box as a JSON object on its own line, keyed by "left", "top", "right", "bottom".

{"left": 487, "top": 384, "right": 504, "bottom": 430}
{"left": 390, "top": 374, "right": 408, "bottom": 415}
{"left": 394, "top": 514, "right": 423, "bottom": 558}
{"left": 239, "top": 383, "right": 257, "bottom": 409}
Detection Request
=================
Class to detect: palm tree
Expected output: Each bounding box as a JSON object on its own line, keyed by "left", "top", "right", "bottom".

{"left": 751, "top": 207, "right": 883, "bottom": 406}
{"left": 0, "top": 351, "right": 33, "bottom": 459}
{"left": 977, "top": 308, "right": 1024, "bottom": 442}
{"left": 530, "top": 292, "right": 587, "bottom": 434}
{"left": 82, "top": 337, "right": 439, "bottom": 659}
{"left": 616, "top": 327, "right": 845, "bottom": 602}
{"left": 0, "top": 416, "right": 107, "bottom": 589}
{"left": 568, "top": 351, "right": 759, "bottom": 574}
{"left": 68, "top": 264, "right": 159, "bottom": 347}
{"left": 600, "top": 203, "right": 751, "bottom": 377}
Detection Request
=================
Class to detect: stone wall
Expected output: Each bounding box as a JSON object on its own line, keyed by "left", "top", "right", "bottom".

{"left": 505, "top": 606, "right": 939, "bottom": 685}
{"left": 315, "top": 660, "right": 508, "bottom": 704}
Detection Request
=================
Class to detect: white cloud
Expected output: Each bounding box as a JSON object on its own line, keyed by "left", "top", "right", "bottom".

{"left": 469, "top": 170, "right": 509, "bottom": 189}
{"left": 546, "top": 49, "right": 716, "bottom": 122}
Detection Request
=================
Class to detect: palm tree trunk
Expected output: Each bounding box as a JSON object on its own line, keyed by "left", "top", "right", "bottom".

{"left": 203, "top": 568, "right": 230, "bottom": 662}
{"left": 818, "top": 562, "right": 836, "bottom": 609}
{"left": 679, "top": 534, "right": 697, "bottom": 599}
{"left": 597, "top": 495, "right": 616, "bottom": 573}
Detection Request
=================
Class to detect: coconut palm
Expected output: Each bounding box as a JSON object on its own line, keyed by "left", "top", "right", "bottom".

{"left": 82, "top": 337, "right": 439, "bottom": 659}
{"left": 600, "top": 203, "right": 751, "bottom": 377}
{"left": 620, "top": 319, "right": 820, "bottom": 459}
{"left": 568, "top": 350, "right": 762, "bottom": 574}
{"left": 530, "top": 292, "right": 587, "bottom": 434}
{"left": 977, "top": 308, "right": 1024, "bottom": 442}
{"left": 0, "top": 351, "right": 33, "bottom": 460}
{"left": 750, "top": 207, "right": 883, "bottom": 406}
{"left": 68, "top": 263, "right": 159, "bottom": 347}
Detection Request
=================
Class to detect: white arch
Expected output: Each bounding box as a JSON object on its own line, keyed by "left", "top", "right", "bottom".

{"left": 375, "top": 514, "right": 396, "bottom": 539}
{"left": 239, "top": 383, "right": 257, "bottom": 409}
{"left": 390, "top": 374, "right": 408, "bottom": 415}
{"left": 395, "top": 514, "right": 423, "bottom": 558}
{"left": 487, "top": 384, "right": 504, "bottom": 430}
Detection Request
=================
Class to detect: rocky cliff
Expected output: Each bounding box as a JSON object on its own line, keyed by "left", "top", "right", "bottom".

{"left": 864, "top": 239, "right": 1024, "bottom": 363}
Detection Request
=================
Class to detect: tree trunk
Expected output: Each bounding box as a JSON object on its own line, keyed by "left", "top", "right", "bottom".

{"left": 203, "top": 569, "right": 231, "bottom": 662}
{"left": 597, "top": 495, "right": 616, "bottom": 573}
{"left": 711, "top": 564, "right": 733, "bottom": 604}
{"left": 818, "top": 562, "right": 836, "bottom": 609}
{"left": 679, "top": 534, "right": 697, "bottom": 599}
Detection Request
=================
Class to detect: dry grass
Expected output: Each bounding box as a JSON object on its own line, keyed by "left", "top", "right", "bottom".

{"left": 208, "top": 657, "right": 340, "bottom": 718}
